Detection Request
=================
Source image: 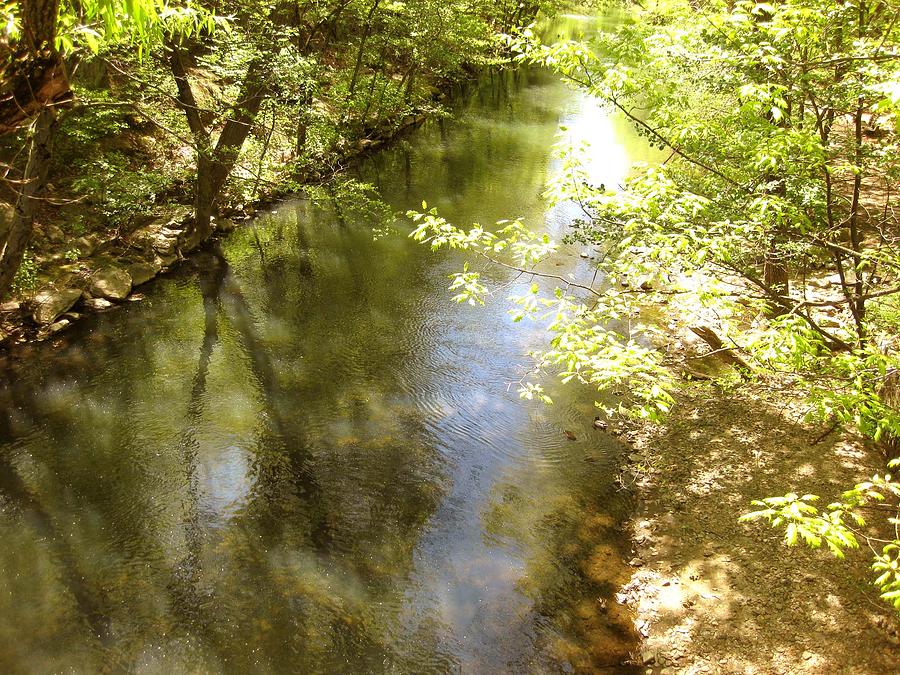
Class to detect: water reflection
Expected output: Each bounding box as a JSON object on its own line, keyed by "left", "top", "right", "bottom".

{"left": 0, "top": 14, "right": 650, "bottom": 674}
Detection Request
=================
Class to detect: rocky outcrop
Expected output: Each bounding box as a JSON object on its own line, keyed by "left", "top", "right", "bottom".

{"left": 127, "top": 206, "right": 192, "bottom": 259}
{"left": 83, "top": 297, "right": 114, "bottom": 311}
{"left": 90, "top": 267, "right": 132, "bottom": 300}
{"left": 32, "top": 288, "right": 82, "bottom": 324}
{"left": 75, "top": 234, "right": 101, "bottom": 256}
{"left": 127, "top": 261, "right": 160, "bottom": 286}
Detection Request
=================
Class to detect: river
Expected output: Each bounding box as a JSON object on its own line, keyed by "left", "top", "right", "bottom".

{"left": 0, "top": 14, "right": 656, "bottom": 674}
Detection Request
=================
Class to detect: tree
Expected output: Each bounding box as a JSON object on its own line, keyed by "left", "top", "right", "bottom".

{"left": 165, "top": 1, "right": 281, "bottom": 250}
{"left": 0, "top": 0, "right": 214, "bottom": 299}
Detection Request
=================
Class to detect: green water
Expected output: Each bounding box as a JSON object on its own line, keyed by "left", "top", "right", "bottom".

{"left": 0, "top": 15, "right": 656, "bottom": 674}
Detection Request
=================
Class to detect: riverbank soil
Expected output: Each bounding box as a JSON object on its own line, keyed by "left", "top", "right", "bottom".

{"left": 623, "top": 381, "right": 900, "bottom": 673}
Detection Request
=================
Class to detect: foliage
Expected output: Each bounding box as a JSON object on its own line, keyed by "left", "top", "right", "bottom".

{"left": 11, "top": 251, "right": 38, "bottom": 295}
{"left": 410, "top": 204, "right": 675, "bottom": 419}
{"left": 741, "top": 458, "right": 900, "bottom": 608}
{"left": 412, "top": 0, "right": 900, "bottom": 611}
{"left": 54, "top": 0, "right": 226, "bottom": 56}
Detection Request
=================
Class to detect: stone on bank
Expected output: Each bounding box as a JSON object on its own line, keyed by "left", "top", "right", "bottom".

{"left": 90, "top": 267, "right": 132, "bottom": 301}
{"left": 32, "top": 288, "right": 83, "bottom": 325}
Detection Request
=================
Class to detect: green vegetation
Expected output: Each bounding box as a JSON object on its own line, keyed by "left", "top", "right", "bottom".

{"left": 1, "top": 0, "right": 898, "bottom": 656}
{"left": 413, "top": 0, "right": 900, "bottom": 612}
{"left": 1, "top": 0, "right": 553, "bottom": 299}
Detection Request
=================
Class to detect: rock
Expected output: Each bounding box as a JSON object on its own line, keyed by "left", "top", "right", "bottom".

{"left": 152, "top": 231, "right": 179, "bottom": 256}
{"left": 127, "top": 261, "right": 160, "bottom": 286}
{"left": 75, "top": 235, "right": 99, "bottom": 256}
{"left": 45, "top": 224, "right": 66, "bottom": 243}
{"left": 90, "top": 267, "right": 132, "bottom": 300}
{"left": 166, "top": 205, "right": 193, "bottom": 226}
{"left": 128, "top": 208, "right": 190, "bottom": 256}
{"left": 215, "top": 217, "right": 237, "bottom": 233}
{"left": 356, "top": 138, "right": 380, "bottom": 152}
{"left": 48, "top": 319, "right": 71, "bottom": 334}
{"left": 593, "top": 417, "right": 608, "bottom": 430}
{"left": 32, "top": 288, "right": 82, "bottom": 325}
{"left": 84, "top": 298, "right": 114, "bottom": 311}
{"left": 0, "top": 300, "right": 20, "bottom": 313}
{"left": 155, "top": 253, "right": 178, "bottom": 268}
{"left": 401, "top": 113, "right": 426, "bottom": 127}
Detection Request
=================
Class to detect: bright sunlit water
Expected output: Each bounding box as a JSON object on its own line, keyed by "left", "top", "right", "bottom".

{"left": 0, "top": 14, "right": 655, "bottom": 674}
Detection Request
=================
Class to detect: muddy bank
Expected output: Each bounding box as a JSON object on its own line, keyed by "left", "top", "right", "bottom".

{"left": 618, "top": 381, "right": 900, "bottom": 673}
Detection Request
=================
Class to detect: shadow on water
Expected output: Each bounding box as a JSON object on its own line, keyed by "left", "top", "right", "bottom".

{"left": 0, "top": 13, "right": 650, "bottom": 674}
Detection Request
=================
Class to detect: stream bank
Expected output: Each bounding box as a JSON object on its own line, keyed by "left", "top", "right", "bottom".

{"left": 0, "top": 94, "right": 442, "bottom": 347}
{"left": 620, "top": 379, "right": 900, "bottom": 673}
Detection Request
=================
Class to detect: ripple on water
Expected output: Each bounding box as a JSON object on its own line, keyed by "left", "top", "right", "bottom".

{"left": 0, "top": 13, "right": 645, "bottom": 671}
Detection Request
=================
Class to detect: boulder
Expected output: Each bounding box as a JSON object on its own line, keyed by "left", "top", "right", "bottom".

{"left": 75, "top": 235, "right": 100, "bottom": 256}
{"left": 127, "top": 261, "right": 160, "bottom": 286}
{"left": 152, "top": 230, "right": 179, "bottom": 256}
{"left": 155, "top": 253, "right": 178, "bottom": 268}
{"left": 90, "top": 267, "right": 132, "bottom": 300}
{"left": 48, "top": 319, "right": 71, "bottom": 334}
{"left": 128, "top": 207, "right": 191, "bottom": 255}
{"left": 32, "top": 288, "right": 82, "bottom": 324}
{"left": 356, "top": 138, "right": 380, "bottom": 152}
{"left": 45, "top": 224, "right": 66, "bottom": 243}
{"left": 84, "top": 297, "right": 114, "bottom": 311}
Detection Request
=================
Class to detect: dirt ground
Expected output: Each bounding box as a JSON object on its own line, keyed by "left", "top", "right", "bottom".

{"left": 620, "top": 381, "right": 900, "bottom": 673}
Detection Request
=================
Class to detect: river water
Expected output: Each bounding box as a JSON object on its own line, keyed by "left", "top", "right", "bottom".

{"left": 0, "top": 14, "right": 655, "bottom": 674}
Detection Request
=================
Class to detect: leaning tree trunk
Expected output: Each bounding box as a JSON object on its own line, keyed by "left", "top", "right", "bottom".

{"left": 186, "top": 74, "right": 268, "bottom": 250}
{"left": 348, "top": 0, "right": 381, "bottom": 97}
{"left": 169, "top": 46, "right": 270, "bottom": 252}
{"left": 0, "top": 108, "right": 56, "bottom": 299}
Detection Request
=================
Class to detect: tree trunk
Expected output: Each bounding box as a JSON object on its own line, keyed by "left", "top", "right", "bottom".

{"left": 0, "top": 108, "right": 56, "bottom": 299}
{"left": 348, "top": 0, "right": 381, "bottom": 97}
{"left": 763, "top": 244, "right": 789, "bottom": 314}
{"left": 169, "top": 47, "right": 270, "bottom": 251}
{"left": 0, "top": 0, "right": 68, "bottom": 134}
{"left": 189, "top": 155, "right": 219, "bottom": 252}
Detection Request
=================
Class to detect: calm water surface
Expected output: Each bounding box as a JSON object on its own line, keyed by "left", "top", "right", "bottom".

{"left": 0, "top": 15, "right": 656, "bottom": 674}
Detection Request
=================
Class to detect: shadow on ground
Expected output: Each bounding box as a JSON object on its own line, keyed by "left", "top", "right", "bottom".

{"left": 622, "top": 382, "right": 899, "bottom": 673}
